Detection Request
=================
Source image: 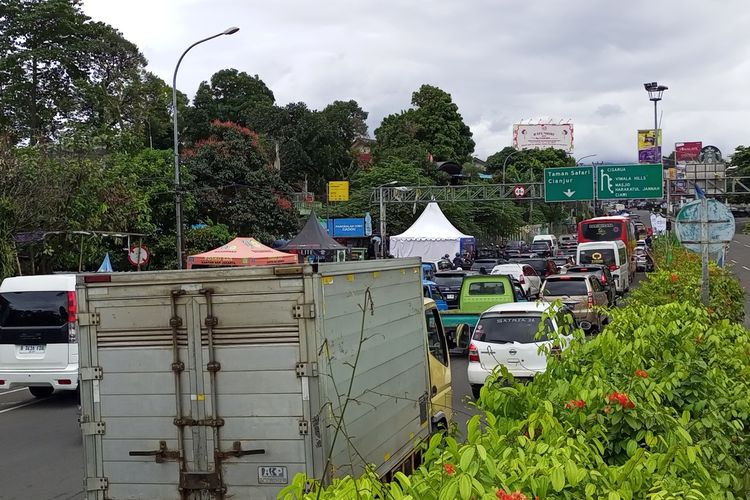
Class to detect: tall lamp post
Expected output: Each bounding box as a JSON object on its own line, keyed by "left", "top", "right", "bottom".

{"left": 172, "top": 27, "right": 240, "bottom": 269}
{"left": 377, "top": 181, "right": 398, "bottom": 258}
{"left": 575, "top": 154, "right": 597, "bottom": 165}
{"left": 644, "top": 81, "right": 668, "bottom": 213}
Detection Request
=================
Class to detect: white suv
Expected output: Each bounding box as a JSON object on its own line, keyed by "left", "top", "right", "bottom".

{"left": 0, "top": 275, "right": 79, "bottom": 398}
{"left": 467, "top": 302, "right": 573, "bottom": 399}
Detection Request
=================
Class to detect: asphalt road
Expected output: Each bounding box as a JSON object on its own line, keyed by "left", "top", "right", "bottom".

{"left": 726, "top": 222, "right": 750, "bottom": 329}
{"left": 0, "top": 388, "right": 83, "bottom": 500}
{"left": 1, "top": 218, "right": 747, "bottom": 499}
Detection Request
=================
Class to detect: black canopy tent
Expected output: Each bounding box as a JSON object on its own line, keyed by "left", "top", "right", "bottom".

{"left": 281, "top": 211, "right": 349, "bottom": 262}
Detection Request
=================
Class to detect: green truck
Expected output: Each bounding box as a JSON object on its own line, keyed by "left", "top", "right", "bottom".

{"left": 441, "top": 274, "right": 519, "bottom": 353}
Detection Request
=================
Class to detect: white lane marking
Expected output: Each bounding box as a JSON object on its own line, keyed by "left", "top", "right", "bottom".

{"left": 743, "top": 266, "right": 750, "bottom": 272}
{"left": 731, "top": 260, "right": 738, "bottom": 264}
{"left": 0, "top": 388, "right": 29, "bottom": 397}
{"left": 0, "top": 398, "right": 45, "bottom": 415}
{"left": 744, "top": 244, "right": 750, "bottom": 248}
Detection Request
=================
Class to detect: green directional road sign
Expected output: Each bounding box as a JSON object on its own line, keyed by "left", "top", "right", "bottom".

{"left": 596, "top": 163, "right": 663, "bottom": 200}
{"left": 544, "top": 166, "right": 594, "bottom": 202}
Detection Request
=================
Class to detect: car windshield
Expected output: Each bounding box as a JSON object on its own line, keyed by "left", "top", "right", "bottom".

{"left": 544, "top": 279, "right": 588, "bottom": 296}
{"left": 467, "top": 281, "right": 506, "bottom": 295}
{"left": 473, "top": 314, "right": 553, "bottom": 343}
{"left": 531, "top": 242, "right": 549, "bottom": 249}
{"left": 471, "top": 260, "right": 499, "bottom": 270}
{"left": 553, "top": 258, "right": 569, "bottom": 265}
{"left": 433, "top": 275, "right": 465, "bottom": 288}
{"left": 506, "top": 241, "right": 524, "bottom": 249}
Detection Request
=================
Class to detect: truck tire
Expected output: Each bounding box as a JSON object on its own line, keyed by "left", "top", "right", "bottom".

{"left": 471, "top": 384, "right": 482, "bottom": 400}
{"left": 29, "top": 386, "right": 54, "bottom": 398}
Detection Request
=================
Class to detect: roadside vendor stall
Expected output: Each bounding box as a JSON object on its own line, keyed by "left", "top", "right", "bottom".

{"left": 282, "top": 211, "right": 349, "bottom": 262}
{"left": 390, "top": 202, "right": 475, "bottom": 264}
{"left": 186, "top": 237, "right": 298, "bottom": 269}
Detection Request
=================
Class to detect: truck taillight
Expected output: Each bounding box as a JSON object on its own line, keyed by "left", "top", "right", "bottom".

{"left": 600, "top": 274, "right": 607, "bottom": 284}
{"left": 587, "top": 291, "right": 594, "bottom": 308}
{"left": 468, "top": 344, "right": 480, "bottom": 363}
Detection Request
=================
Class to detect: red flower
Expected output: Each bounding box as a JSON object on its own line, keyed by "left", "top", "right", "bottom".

{"left": 496, "top": 491, "right": 529, "bottom": 500}
{"left": 670, "top": 273, "right": 679, "bottom": 283}
{"left": 634, "top": 370, "right": 649, "bottom": 378}
{"left": 565, "top": 399, "right": 586, "bottom": 409}
{"left": 443, "top": 463, "right": 455, "bottom": 476}
{"left": 607, "top": 391, "right": 634, "bottom": 409}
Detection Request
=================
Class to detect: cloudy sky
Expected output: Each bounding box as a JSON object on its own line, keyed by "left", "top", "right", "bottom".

{"left": 83, "top": 0, "right": 750, "bottom": 162}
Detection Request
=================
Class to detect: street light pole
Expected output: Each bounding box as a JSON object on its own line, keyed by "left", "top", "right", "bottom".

{"left": 575, "top": 154, "right": 597, "bottom": 165}
{"left": 172, "top": 26, "right": 240, "bottom": 269}
{"left": 377, "top": 181, "right": 398, "bottom": 258}
{"left": 644, "top": 82, "right": 668, "bottom": 214}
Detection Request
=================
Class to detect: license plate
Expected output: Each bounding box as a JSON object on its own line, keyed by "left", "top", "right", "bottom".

{"left": 446, "top": 294, "right": 455, "bottom": 299}
{"left": 258, "top": 466, "right": 288, "bottom": 484}
{"left": 19, "top": 345, "right": 45, "bottom": 354}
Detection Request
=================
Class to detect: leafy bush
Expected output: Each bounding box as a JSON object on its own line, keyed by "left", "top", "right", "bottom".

{"left": 631, "top": 237, "right": 745, "bottom": 323}
{"left": 280, "top": 236, "right": 749, "bottom": 499}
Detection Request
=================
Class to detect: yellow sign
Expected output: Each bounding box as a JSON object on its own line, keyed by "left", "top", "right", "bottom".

{"left": 327, "top": 181, "right": 350, "bottom": 202}
{"left": 637, "top": 129, "right": 662, "bottom": 150}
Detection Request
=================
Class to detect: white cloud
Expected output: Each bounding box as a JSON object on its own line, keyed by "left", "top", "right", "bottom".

{"left": 82, "top": 0, "right": 750, "bottom": 161}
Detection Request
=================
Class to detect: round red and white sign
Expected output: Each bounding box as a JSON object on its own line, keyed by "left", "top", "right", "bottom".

{"left": 514, "top": 185, "right": 526, "bottom": 198}
{"left": 127, "top": 244, "right": 151, "bottom": 267}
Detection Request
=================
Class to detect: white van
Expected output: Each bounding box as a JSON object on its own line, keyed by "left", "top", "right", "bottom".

{"left": 0, "top": 274, "right": 78, "bottom": 397}
{"left": 533, "top": 234, "right": 558, "bottom": 255}
{"left": 577, "top": 241, "right": 630, "bottom": 293}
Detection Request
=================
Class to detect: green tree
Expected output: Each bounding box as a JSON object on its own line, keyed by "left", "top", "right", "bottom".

{"left": 0, "top": 0, "right": 149, "bottom": 145}
{"left": 183, "top": 120, "right": 298, "bottom": 242}
{"left": 185, "top": 69, "right": 276, "bottom": 141}
{"left": 374, "top": 84, "right": 474, "bottom": 172}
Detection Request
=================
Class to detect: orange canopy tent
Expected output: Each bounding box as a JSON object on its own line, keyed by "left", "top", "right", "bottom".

{"left": 187, "top": 237, "right": 298, "bottom": 269}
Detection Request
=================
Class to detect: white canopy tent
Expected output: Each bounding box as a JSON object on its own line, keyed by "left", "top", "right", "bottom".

{"left": 390, "top": 202, "right": 475, "bottom": 263}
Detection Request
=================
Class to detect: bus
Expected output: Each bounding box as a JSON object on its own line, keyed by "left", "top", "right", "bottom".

{"left": 577, "top": 216, "right": 637, "bottom": 279}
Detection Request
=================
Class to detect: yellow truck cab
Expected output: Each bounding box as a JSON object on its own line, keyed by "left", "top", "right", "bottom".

{"left": 424, "top": 298, "right": 452, "bottom": 429}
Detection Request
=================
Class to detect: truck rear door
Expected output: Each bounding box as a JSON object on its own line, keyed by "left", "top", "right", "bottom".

{"left": 79, "top": 273, "right": 311, "bottom": 499}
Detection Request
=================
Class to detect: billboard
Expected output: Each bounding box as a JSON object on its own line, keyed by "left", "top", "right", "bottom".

{"left": 513, "top": 123, "right": 573, "bottom": 152}
{"left": 637, "top": 129, "right": 662, "bottom": 163}
{"left": 675, "top": 141, "right": 703, "bottom": 162}
{"left": 321, "top": 217, "right": 372, "bottom": 238}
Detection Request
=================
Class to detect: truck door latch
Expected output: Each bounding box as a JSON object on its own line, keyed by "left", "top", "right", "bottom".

{"left": 215, "top": 441, "right": 265, "bottom": 461}
{"left": 129, "top": 441, "right": 180, "bottom": 463}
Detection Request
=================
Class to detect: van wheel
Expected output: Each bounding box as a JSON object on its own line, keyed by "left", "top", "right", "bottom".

{"left": 29, "top": 386, "right": 54, "bottom": 398}
{"left": 471, "top": 384, "right": 482, "bottom": 400}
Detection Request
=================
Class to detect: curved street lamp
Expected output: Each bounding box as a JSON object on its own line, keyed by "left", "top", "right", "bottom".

{"left": 575, "top": 154, "right": 597, "bottom": 165}
{"left": 173, "top": 26, "right": 240, "bottom": 269}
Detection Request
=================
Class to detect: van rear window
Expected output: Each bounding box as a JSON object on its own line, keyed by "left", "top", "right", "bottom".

{"left": 473, "top": 315, "right": 552, "bottom": 343}
{"left": 468, "top": 282, "right": 506, "bottom": 296}
{"left": 544, "top": 279, "right": 588, "bottom": 296}
{"left": 579, "top": 249, "right": 615, "bottom": 266}
{"left": 0, "top": 292, "right": 69, "bottom": 327}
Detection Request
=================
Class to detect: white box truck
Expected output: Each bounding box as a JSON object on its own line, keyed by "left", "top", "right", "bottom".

{"left": 77, "top": 259, "right": 452, "bottom": 499}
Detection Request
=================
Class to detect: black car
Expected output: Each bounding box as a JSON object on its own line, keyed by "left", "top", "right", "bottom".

{"left": 470, "top": 258, "right": 506, "bottom": 274}
{"left": 529, "top": 241, "right": 553, "bottom": 257}
{"left": 433, "top": 270, "right": 477, "bottom": 309}
{"left": 518, "top": 258, "right": 558, "bottom": 279}
{"left": 566, "top": 264, "right": 616, "bottom": 305}
{"left": 505, "top": 240, "right": 528, "bottom": 252}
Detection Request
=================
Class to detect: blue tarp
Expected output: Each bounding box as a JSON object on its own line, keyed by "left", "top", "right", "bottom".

{"left": 97, "top": 253, "right": 113, "bottom": 272}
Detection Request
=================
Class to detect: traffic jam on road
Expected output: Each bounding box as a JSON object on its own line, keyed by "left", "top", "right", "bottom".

{"left": 0, "top": 201, "right": 670, "bottom": 499}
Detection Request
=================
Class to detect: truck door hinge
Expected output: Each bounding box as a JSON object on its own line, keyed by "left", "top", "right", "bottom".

{"left": 292, "top": 304, "right": 315, "bottom": 319}
{"left": 85, "top": 477, "right": 108, "bottom": 491}
{"left": 78, "top": 312, "right": 100, "bottom": 326}
{"left": 295, "top": 362, "right": 318, "bottom": 377}
{"left": 298, "top": 419, "right": 309, "bottom": 435}
{"left": 79, "top": 366, "right": 103, "bottom": 380}
{"left": 81, "top": 421, "right": 106, "bottom": 435}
